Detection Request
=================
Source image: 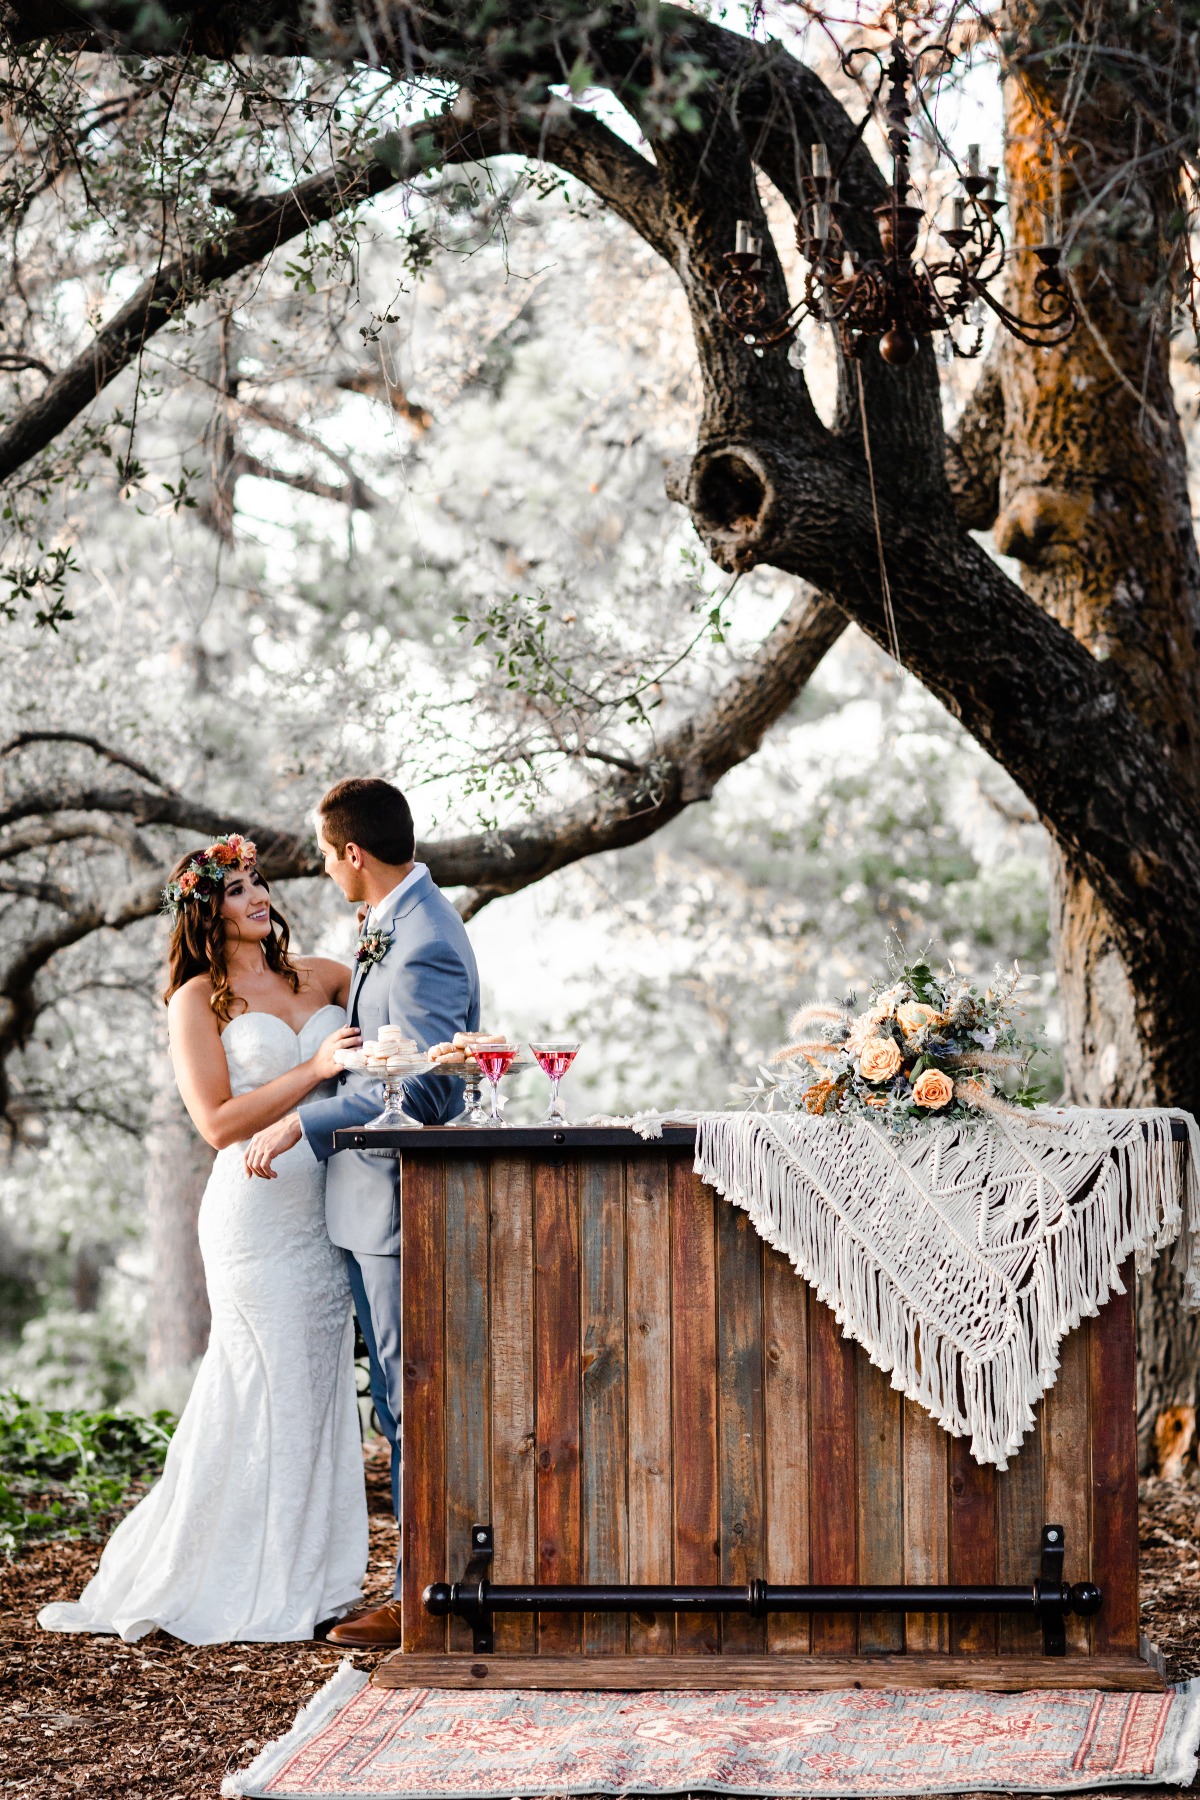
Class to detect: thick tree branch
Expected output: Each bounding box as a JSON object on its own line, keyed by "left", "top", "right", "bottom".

{"left": 944, "top": 344, "right": 1005, "bottom": 532}
{"left": 336, "top": 369, "right": 432, "bottom": 431}
{"left": 0, "top": 875, "right": 79, "bottom": 910}
{"left": 0, "top": 108, "right": 530, "bottom": 487}
{"left": 0, "top": 784, "right": 314, "bottom": 863}
{"left": 0, "top": 877, "right": 165, "bottom": 1119}
{"left": 0, "top": 730, "right": 175, "bottom": 790}
{"left": 429, "top": 587, "right": 846, "bottom": 904}
{"left": 232, "top": 449, "right": 381, "bottom": 511}
{"left": 0, "top": 92, "right": 669, "bottom": 491}
{"left": 0, "top": 819, "right": 160, "bottom": 866}
{"left": 0, "top": 150, "right": 396, "bottom": 484}
{"left": 505, "top": 102, "right": 671, "bottom": 261}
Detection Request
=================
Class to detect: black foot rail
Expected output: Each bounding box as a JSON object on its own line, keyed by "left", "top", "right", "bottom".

{"left": 424, "top": 1523, "right": 1101, "bottom": 1657}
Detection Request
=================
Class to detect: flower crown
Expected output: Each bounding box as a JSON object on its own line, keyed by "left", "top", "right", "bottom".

{"left": 161, "top": 834, "right": 258, "bottom": 919}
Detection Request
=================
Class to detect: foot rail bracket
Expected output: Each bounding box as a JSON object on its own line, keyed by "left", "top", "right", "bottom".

{"left": 424, "top": 1522, "right": 1101, "bottom": 1657}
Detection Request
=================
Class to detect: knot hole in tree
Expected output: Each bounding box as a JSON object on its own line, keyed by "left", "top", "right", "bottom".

{"left": 691, "top": 449, "right": 773, "bottom": 569}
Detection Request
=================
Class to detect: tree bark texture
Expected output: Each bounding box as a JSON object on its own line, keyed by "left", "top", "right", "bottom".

{"left": 144, "top": 974, "right": 213, "bottom": 1379}
{"left": 992, "top": 15, "right": 1200, "bottom": 1447}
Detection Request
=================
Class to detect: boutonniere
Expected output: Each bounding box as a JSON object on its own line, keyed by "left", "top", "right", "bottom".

{"left": 355, "top": 925, "right": 393, "bottom": 969}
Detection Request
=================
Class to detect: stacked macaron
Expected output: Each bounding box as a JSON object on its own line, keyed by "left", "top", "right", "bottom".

{"left": 427, "top": 1031, "right": 507, "bottom": 1070}
{"left": 336, "top": 1025, "right": 426, "bottom": 1075}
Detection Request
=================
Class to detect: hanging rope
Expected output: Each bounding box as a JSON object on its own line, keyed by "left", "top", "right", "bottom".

{"left": 855, "top": 358, "right": 902, "bottom": 665}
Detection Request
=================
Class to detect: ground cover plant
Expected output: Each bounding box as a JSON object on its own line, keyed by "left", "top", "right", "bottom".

{"left": 0, "top": 1391, "right": 175, "bottom": 1558}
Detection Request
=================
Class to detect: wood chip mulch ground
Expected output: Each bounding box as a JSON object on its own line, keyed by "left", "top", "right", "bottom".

{"left": 3, "top": 1453, "right": 1200, "bottom": 1797}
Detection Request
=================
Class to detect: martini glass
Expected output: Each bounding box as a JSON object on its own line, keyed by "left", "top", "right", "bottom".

{"left": 529, "top": 1041, "right": 580, "bottom": 1124}
{"left": 474, "top": 1044, "right": 518, "bottom": 1126}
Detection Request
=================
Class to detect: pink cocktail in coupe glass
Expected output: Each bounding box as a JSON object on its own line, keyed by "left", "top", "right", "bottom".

{"left": 474, "top": 1043, "right": 518, "bottom": 1126}
{"left": 529, "top": 1041, "right": 580, "bottom": 1124}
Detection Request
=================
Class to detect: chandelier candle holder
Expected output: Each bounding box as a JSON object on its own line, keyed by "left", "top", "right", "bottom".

{"left": 718, "top": 33, "right": 1078, "bottom": 365}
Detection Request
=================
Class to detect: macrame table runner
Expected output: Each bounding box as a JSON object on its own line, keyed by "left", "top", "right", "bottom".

{"left": 690, "top": 1108, "right": 1200, "bottom": 1469}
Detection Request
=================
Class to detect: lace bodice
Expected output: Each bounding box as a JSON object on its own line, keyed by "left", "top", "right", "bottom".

{"left": 221, "top": 1003, "right": 345, "bottom": 1100}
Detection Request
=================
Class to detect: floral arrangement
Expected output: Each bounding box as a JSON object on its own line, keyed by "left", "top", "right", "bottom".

{"left": 160, "top": 834, "right": 257, "bottom": 918}
{"left": 355, "top": 925, "right": 394, "bottom": 969}
{"left": 769, "top": 958, "right": 1041, "bottom": 1133}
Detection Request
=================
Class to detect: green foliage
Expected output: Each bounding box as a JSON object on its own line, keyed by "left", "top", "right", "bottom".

{"left": 0, "top": 1391, "right": 175, "bottom": 1558}
{"left": 1, "top": 545, "right": 77, "bottom": 628}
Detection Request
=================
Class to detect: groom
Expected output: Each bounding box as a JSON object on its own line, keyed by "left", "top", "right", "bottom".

{"left": 244, "top": 776, "right": 480, "bottom": 1647}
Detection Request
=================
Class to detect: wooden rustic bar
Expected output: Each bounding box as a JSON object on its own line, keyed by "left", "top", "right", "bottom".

{"left": 331, "top": 1124, "right": 1164, "bottom": 1692}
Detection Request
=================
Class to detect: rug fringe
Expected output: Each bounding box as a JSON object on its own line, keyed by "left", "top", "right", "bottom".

{"left": 1163, "top": 1679, "right": 1200, "bottom": 1787}
{"left": 221, "top": 1659, "right": 368, "bottom": 1797}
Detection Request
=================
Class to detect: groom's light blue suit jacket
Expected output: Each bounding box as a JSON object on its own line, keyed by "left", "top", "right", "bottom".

{"left": 298, "top": 867, "right": 480, "bottom": 1256}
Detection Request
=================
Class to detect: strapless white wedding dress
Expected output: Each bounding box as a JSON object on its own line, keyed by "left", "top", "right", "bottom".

{"left": 38, "top": 1005, "right": 368, "bottom": 1644}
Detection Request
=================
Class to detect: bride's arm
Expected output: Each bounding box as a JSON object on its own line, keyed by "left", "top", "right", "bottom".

{"left": 166, "top": 984, "right": 360, "bottom": 1151}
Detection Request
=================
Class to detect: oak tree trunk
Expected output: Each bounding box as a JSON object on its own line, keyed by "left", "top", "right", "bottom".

{"left": 996, "top": 27, "right": 1200, "bottom": 1457}
{"left": 144, "top": 1022, "right": 213, "bottom": 1383}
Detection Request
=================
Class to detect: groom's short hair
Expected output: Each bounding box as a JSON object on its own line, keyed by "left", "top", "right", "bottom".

{"left": 318, "top": 778, "right": 415, "bottom": 866}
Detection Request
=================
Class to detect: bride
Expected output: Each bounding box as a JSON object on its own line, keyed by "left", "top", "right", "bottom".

{"left": 39, "top": 833, "right": 369, "bottom": 1644}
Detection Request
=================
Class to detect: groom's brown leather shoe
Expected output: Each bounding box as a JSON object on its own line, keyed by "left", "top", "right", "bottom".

{"left": 326, "top": 1601, "right": 405, "bottom": 1647}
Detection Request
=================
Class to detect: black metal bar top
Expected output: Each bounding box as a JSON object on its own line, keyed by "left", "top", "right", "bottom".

{"left": 332, "top": 1123, "right": 699, "bottom": 1153}
{"left": 332, "top": 1116, "right": 1192, "bottom": 1155}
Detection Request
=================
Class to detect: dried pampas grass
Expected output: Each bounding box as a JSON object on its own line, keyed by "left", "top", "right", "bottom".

{"left": 786, "top": 1001, "right": 851, "bottom": 1040}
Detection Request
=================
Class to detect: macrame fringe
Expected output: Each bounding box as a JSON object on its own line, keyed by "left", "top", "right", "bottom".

{"left": 694, "top": 1108, "right": 1200, "bottom": 1470}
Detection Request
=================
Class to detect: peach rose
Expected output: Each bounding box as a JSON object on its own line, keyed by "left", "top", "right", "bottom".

{"left": 912, "top": 1068, "right": 955, "bottom": 1110}
{"left": 858, "top": 1036, "right": 903, "bottom": 1083}
{"left": 803, "top": 1079, "right": 836, "bottom": 1115}
{"left": 863, "top": 1093, "right": 889, "bottom": 1110}
{"left": 896, "top": 1001, "right": 939, "bottom": 1037}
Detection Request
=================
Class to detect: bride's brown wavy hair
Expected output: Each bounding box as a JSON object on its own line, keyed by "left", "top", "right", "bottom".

{"left": 162, "top": 852, "right": 302, "bottom": 1024}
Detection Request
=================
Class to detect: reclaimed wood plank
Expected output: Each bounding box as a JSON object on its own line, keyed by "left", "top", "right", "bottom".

{"left": 1090, "top": 1278, "right": 1140, "bottom": 1654}
{"left": 626, "top": 1155, "right": 675, "bottom": 1655}
{"left": 808, "top": 1293, "right": 857, "bottom": 1656}
{"left": 670, "top": 1154, "right": 720, "bottom": 1655}
{"left": 580, "top": 1154, "right": 628, "bottom": 1654}
{"left": 488, "top": 1155, "right": 536, "bottom": 1655}
{"left": 997, "top": 1401, "right": 1044, "bottom": 1655}
{"left": 443, "top": 1155, "right": 491, "bottom": 1653}
{"left": 534, "top": 1157, "right": 582, "bottom": 1653}
{"left": 856, "top": 1354, "right": 904, "bottom": 1654}
{"left": 716, "top": 1199, "right": 766, "bottom": 1654}
{"left": 373, "top": 1653, "right": 1164, "bottom": 1693}
{"left": 1044, "top": 1318, "right": 1092, "bottom": 1655}
{"left": 400, "top": 1157, "right": 447, "bottom": 1653}
{"left": 903, "top": 1399, "right": 950, "bottom": 1652}
{"left": 764, "top": 1248, "right": 810, "bottom": 1654}
{"left": 948, "top": 1434, "right": 997, "bottom": 1655}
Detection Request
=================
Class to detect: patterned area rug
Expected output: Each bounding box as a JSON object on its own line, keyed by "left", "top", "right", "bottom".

{"left": 223, "top": 1666, "right": 1200, "bottom": 1798}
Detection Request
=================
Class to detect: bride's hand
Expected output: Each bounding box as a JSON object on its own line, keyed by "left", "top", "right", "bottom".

{"left": 310, "top": 1023, "right": 362, "bottom": 1081}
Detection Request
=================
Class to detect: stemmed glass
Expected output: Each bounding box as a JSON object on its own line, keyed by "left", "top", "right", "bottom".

{"left": 449, "top": 1061, "right": 491, "bottom": 1128}
{"left": 473, "top": 1043, "right": 519, "bottom": 1127}
{"left": 529, "top": 1041, "right": 580, "bottom": 1124}
{"left": 370, "top": 1069, "right": 422, "bottom": 1130}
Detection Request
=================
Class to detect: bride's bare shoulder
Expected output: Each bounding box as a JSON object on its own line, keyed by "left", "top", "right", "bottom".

{"left": 293, "top": 955, "right": 351, "bottom": 1004}
{"left": 166, "top": 976, "right": 221, "bottom": 1039}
